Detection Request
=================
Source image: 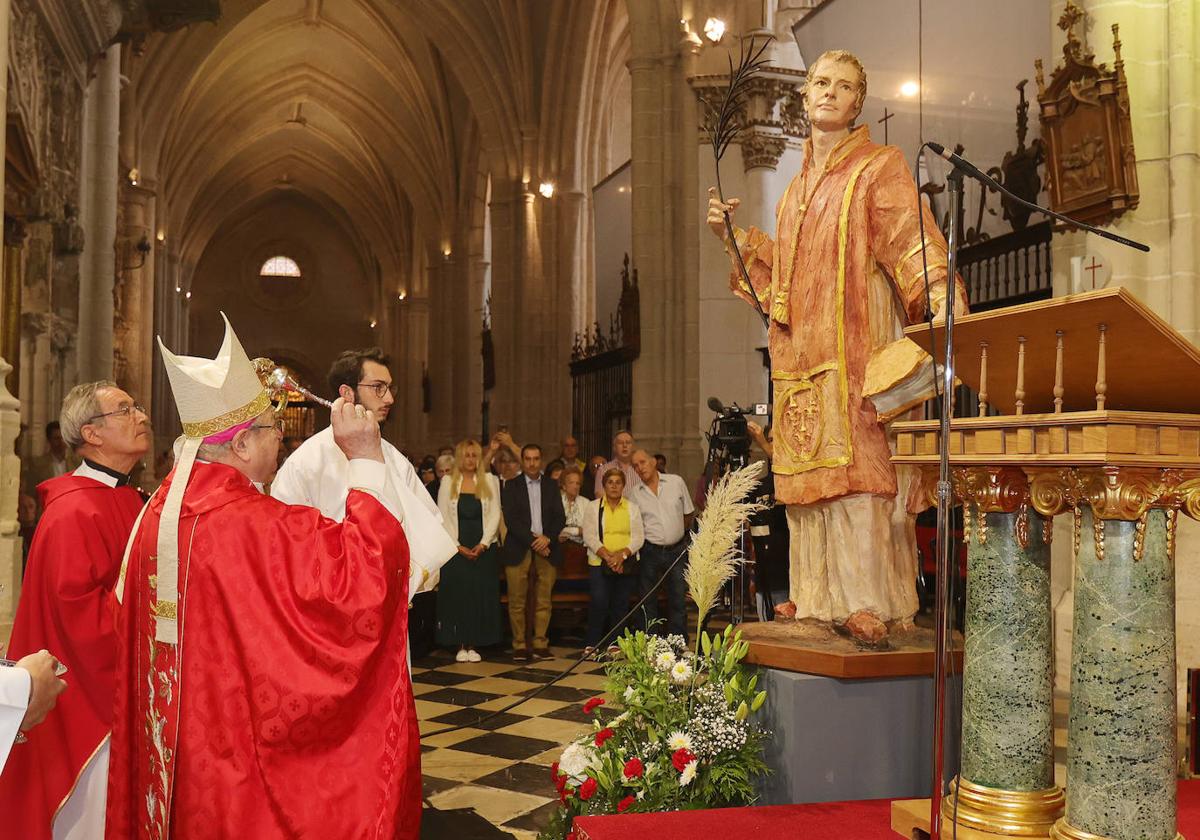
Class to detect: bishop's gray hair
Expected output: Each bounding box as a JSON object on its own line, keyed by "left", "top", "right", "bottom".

{"left": 60, "top": 380, "right": 119, "bottom": 450}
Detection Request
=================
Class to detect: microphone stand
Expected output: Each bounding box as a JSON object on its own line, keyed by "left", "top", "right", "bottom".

{"left": 924, "top": 147, "right": 1149, "bottom": 840}
{"left": 929, "top": 169, "right": 962, "bottom": 840}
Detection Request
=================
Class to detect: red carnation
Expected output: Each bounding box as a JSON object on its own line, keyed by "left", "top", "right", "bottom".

{"left": 672, "top": 748, "right": 697, "bottom": 772}
{"left": 583, "top": 697, "right": 606, "bottom": 714}
{"left": 554, "top": 773, "right": 567, "bottom": 795}
{"left": 579, "top": 777, "right": 598, "bottom": 801}
{"left": 623, "top": 757, "right": 644, "bottom": 779}
{"left": 618, "top": 795, "right": 636, "bottom": 813}
{"left": 594, "top": 727, "right": 615, "bottom": 747}
{"left": 566, "top": 833, "right": 577, "bottom": 840}
{"left": 551, "top": 762, "right": 560, "bottom": 780}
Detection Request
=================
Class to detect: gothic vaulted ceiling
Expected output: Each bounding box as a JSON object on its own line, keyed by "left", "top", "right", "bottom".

{"left": 129, "top": 0, "right": 628, "bottom": 292}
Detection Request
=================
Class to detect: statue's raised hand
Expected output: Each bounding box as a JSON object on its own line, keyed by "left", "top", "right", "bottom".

{"left": 707, "top": 187, "right": 740, "bottom": 242}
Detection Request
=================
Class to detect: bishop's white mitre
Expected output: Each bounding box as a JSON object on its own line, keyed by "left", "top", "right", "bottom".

{"left": 159, "top": 312, "right": 271, "bottom": 439}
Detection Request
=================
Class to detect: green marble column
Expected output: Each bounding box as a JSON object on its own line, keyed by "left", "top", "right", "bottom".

{"left": 959, "top": 509, "right": 1056, "bottom": 792}
{"left": 1062, "top": 507, "right": 1179, "bottom": 840}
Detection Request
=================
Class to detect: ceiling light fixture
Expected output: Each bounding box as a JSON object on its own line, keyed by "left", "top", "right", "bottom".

{"left": 703, "top": 18, "right": 726, "bottom": 43}
{"left": 539, "top": 181, "right": 555, "bottom": 199}
{"left": 185, "top": 291, "right": 192, "bottom": 299}
{"left": 370, "top": 319, "right": 377, "bottom": 329}
{"left": 398, "top": 291, "right": 407, "bottom": 301}
{"left": 900, "top": 80, "right": 920, "bottom": 98}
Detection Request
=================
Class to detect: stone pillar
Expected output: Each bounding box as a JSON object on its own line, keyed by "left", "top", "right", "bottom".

{"left": 77, "top": 45, "right": 121, "bottom": 382}
{"left": 1, "top": 219, "right": 25, "bottom": 396}
{"left": 1032, "top": 465, "right": 1189, "bottom": 840}
{"left": 627, "top": 41, "right": 703, "bottom": 477}
{"left": 1053, "top": 506, "right": 1179, "bottom": 840}
{"left": 945, "top": 468, "right": 1063, "bottom": 837}
{"left": 114, "top": 183, "right": 156, "bottom": 408}
{"left": 0, "top": 0, "right": 21, "bottom": 644}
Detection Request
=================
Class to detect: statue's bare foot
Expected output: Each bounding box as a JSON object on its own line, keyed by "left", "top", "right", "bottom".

{"left": 842, "top": 610, "right": 888, "bottom": 644}
{"left": 888, "top": 616, "right": 916, "bottom": 635}
{"left": 773, "top": 600, "right": 798, "bottom": 620}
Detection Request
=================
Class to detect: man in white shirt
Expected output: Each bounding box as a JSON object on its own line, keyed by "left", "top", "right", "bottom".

{"left": 1, "top": 651, "right": 66, "bottom": 774}
{"left": 630, "top": 449, "right": 695, "bottom": 642}
{"left": 271, "top": 347, "right": 456, "bottom": 604}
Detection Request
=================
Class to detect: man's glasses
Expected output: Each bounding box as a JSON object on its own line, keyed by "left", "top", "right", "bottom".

{"left": 356, "top": 381, "right": 397, "bottom": 399}
{"left": 249, "top": 418, "right": 284, "bottom": 435}
{"left": 86, "top": 404, "right": 145, "bottom": 423}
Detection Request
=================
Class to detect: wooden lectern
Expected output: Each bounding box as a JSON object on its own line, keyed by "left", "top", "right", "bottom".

{"left": 890, "top": 287, "right": 1193, "bottom": 840}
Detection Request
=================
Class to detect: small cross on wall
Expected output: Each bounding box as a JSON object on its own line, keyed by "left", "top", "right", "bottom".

{"left": 877, "top": 107, "right": 894, "bottom": 145}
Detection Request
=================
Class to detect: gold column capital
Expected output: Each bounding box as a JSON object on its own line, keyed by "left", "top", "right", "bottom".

{"left": 953, "top": 466, "right": 1031, "bottom": 512}
{"left": 1027, "top": 466, "right": 1200, "bottom": 522}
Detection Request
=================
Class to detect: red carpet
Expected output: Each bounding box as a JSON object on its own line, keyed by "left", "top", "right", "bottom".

{"left": 573, "top": 779, "right": 1200, "bottom": 839}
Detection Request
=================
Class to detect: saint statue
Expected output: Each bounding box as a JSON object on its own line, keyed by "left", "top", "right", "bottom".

{"left": 708, "top": 49, "right": 967, "bottom": 643}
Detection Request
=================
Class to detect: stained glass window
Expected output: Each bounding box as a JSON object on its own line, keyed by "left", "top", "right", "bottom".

{"left": 260, "top": 255, "right": 301, "bottom": 277}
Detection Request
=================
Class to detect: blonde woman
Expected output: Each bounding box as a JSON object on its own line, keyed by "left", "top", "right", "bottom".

{"left": 436, "top": 439, "right": 502, "bottom": 662}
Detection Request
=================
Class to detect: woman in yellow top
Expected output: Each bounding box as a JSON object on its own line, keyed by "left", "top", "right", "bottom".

{"left": 582, "top": 468, "right": 644, "bottom": 652}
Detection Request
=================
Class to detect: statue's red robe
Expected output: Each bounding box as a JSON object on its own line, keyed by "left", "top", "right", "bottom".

{"left": 105, "top": 461, "right": 419, "bottom": 840}
{"left": 0, "top": 473, "right": 144, "bottom": 840}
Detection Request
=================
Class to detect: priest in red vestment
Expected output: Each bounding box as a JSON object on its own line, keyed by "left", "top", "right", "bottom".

{"left": 0, "top": 380, "right": 150, "bottom": 840}
{"left": 106, "top": 314, "right": 420, "bottom": 840}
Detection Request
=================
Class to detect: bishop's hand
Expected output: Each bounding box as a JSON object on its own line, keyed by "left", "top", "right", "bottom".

{"left": 331, "top": 397, "right": 385, "bottom": 464}
{"left": 706, "top": 187, "right": 739, "bottom": 242}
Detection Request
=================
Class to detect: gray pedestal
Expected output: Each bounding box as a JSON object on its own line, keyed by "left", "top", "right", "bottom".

{"left": 756, "top": 667, "right": 959, "bottom": 805}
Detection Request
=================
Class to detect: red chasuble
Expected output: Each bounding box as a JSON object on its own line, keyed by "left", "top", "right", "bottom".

{"left": 0, "top": 474, "right": 145, "bottom": 840}
{"left": 105, "top": 462, "right": 419, "bottom": 840}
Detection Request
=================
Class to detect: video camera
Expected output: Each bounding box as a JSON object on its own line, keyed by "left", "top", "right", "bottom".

{"left": 705, "top": 397, "right": 769, "bottom": 468}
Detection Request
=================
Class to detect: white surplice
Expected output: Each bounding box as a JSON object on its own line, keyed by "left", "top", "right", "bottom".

{"left": 270, "top": 426, "right": 456, "bottom": 599}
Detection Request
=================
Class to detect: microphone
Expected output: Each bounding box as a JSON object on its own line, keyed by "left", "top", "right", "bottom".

{"left": 926, "top": 141, "right": 1150, "bottom": 253}
{"left": 707, "top": 396, "right": 726, "bottom": 414}
{"left": 926, "top": 142, "right": 997, "bottom": 190}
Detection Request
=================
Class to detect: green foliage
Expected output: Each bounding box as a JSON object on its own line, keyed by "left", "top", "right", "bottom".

{"left": 537, "top": 629, "right": 771, "bottom": 840}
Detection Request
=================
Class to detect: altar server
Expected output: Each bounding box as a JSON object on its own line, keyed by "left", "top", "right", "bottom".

{"left": 271, "top": 346, "right": 455, "bottom": 605}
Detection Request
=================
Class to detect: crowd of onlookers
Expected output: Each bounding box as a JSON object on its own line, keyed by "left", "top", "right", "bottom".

{"left": 396, "top": 428, "right": 696, "bottom": 663}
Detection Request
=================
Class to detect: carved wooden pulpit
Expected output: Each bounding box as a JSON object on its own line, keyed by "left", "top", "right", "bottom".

{"left": 890, "top": 287, "right": 1193, "bottom": 840}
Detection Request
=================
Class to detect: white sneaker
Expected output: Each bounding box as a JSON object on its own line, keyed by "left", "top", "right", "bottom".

{"left": 455, "top": 648, "right": 470, "bottom": 662}
{"left": 466, "top": 649, "right": 482, "bottom": 663}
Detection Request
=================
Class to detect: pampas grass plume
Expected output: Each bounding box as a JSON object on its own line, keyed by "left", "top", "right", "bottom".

{"left": 684, "top": 463, "right": 768, "bottom": 635}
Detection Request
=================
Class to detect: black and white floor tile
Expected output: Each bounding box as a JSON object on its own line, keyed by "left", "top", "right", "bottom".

{"left": 415, "top": 645, "right": 606, "bottom": 839}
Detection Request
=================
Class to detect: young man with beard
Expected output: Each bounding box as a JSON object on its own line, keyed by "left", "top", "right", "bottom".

{"left": 271, "top": 347, "right": 456, "bottom": 605}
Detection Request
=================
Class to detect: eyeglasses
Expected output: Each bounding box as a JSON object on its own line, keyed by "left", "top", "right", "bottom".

{"left": 356, "top": 380, "right": 397, "bottom": 398}
{"left": 86, "top": 404, "right": 146, "bottom": 423}
{"left": 249, "top": 419, "right": 284, "bottom": 435}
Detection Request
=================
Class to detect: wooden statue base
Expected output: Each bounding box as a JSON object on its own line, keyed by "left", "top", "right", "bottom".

{"left": 739, "top": 620, "right": 963, "bottom": 680}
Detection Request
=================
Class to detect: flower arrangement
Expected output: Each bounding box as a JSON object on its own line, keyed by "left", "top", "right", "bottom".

{"left": 539, "top": 627, "right": 769, "bottom": 839}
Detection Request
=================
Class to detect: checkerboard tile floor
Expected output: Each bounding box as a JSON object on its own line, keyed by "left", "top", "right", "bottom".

{"left": 415, "top": 645, "right": 606, "bottom": 839}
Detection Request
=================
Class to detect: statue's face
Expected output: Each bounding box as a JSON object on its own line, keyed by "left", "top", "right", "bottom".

{"left": 804, "top": 58, "right": 863, "bottom": 132}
